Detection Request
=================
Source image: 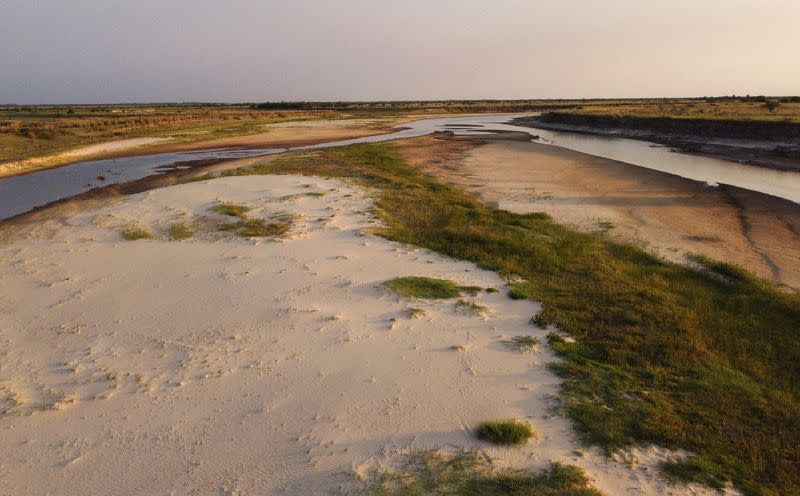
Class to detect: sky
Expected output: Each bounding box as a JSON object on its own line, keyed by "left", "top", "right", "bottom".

{"left": 1, "top": 0, "right": 799, "bottom": 104}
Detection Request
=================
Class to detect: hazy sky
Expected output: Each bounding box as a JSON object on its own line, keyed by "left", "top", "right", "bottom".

{"left": 2, "top": 0, "right": 798, "bottom": 103}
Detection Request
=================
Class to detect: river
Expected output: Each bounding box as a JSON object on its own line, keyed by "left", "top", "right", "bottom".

{"left": 2, "top": 113, "right": 798, "bottom": 220}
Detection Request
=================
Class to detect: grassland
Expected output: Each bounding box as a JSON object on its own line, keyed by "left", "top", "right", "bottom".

{"left": 218, "top": 142, "right": 800, "bottom": 496}
{"left": 0, "top": 104, "right": 339, "bottom": 165}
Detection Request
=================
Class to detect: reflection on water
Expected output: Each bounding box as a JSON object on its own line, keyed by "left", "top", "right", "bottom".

{"left": 1, "top": 113, "right": 799, "bottom": 220}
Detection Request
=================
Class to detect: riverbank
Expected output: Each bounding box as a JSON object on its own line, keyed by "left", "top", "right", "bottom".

{"left": 514, "top": 114, "right": 800, "bottom": 172}
{"left": 0, "top": 117, "right": 409, "bottom": 178}
{"left": 416, "top": 137, "right": 800, "bottom": 289}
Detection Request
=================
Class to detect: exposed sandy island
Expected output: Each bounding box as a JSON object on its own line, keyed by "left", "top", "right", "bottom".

{"left": 411, "top": 138, "right": 800, "bottom": 289}
{"left": 0, "top": 174, "right": 732, "bottom": 495}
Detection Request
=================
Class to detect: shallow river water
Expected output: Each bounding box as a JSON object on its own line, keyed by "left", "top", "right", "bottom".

{"left": 1, "top": 113, "right": 798, "bottom": 220}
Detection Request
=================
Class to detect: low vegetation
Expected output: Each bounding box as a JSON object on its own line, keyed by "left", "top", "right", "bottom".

{"left": 503, "top": 335, "right": 541, "bottom": 352}
{"left": 352, "top": 450, "right": 603, "bottom": 496}
{"left": 225, "top": 142, "right": 800, "bottom": 495}
{"left": 528, "top": 99, "right": 800, "bottom": 123}
{"left": 120, "top": 225, "right": 154, "bottom": 240}
{"left": 406, "top": 307, "right": 427, "bottom": 319}
{"left": 209, "top": 202, "right": 250, "bottom": 218}
{"left": 475, "top": 419, "right": 536, "bottom": 445}
{"left": 383, "top": 276, "right": 462, "bottom": 299}
{"left": 210, "top": 201, "right": 290, "bottom": 238}
{"left": 168, "top": 222, "right": 193, "bottom": 240}
{"left": 455, "top": 299, "right": 489, "bottom": 316}
{"left": 219, "top": 218, "right": 290, "bottom": 238}
{"left": 0, "top": 104, "right": 340, "bottom": 168}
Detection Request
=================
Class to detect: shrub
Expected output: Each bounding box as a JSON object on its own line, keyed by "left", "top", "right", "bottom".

{"left": 120, "top": 225, "right": 154, "bottom": 240}
{"left": 168, "top": 222, "right": 193, "bottom": 240}
{"left": 475, "top": 419, "right": 535, "bottom": 445}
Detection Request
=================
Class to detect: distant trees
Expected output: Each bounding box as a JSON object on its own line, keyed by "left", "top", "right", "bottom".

{"left": 765, "top": 100, "right": 780, "bottom": 112}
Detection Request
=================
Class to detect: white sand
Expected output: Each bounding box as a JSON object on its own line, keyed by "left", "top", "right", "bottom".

{"left": 0, "top": 175, "right": 736, "bottom": 495}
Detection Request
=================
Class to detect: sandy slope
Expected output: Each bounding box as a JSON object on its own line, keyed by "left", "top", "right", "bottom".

{"left": 0, "top": 176, "right": 733, "bottom": 495}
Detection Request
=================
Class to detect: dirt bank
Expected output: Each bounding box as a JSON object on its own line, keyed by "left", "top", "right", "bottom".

{"left": 516, "top": 113, "right": 800, "bottom": 172}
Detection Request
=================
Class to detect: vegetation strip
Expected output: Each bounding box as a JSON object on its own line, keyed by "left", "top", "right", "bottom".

{"left": 352, "top": 450, "right": 602, "bottom": 496}
{"left": 221, "top": 141, "right": 800, "bottom": 495}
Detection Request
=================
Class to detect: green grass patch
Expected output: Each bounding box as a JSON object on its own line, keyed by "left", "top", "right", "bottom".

{"left": 353, "top": 450, "right": 603, "bottom": 496}
{"left": 504, "top": 335, "right": 542, "bottom": 352}
{"left": 222, "top": 142, "right": 800, "bottom": 496}
{"left": 209, "top": 202, "right": 250, "bottom": 219}
{"left": 120, "top": 225, "right": 154, "bottom": 240}
{"left": 475, "top": 419, "right": 536, "bottom": 445}
{"left": 168, "top": 222, "right": 193, "bottom": 240}
{"left": 383, "top": 276, "right": 462, "bottom": 299}
{"left": 662, "top": 456, "right": 728, "bottom": 492}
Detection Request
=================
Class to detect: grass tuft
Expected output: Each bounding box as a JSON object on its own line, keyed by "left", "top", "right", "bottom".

{"left": 456, "top": 299, "right": 489, "bottom": 315}
{"left": 504, "top": 335, "right": 542, "bottom": 352}
{"left": 120, "top": 225, "right": 154, "bottom": 240}
{"left": 475, "top": 419, "right": 536, "bottom": 445}
{"left": 209, "top": 202, "right": 250, "bottom": 219}
{"left": 406, "top": 307, "right": 427, "bottom": 319}
{"left": 383, "top": 276, "right": 462, "bottom": 299}
{"left": 168, "top": 222, "right": 193, "bottom": 240}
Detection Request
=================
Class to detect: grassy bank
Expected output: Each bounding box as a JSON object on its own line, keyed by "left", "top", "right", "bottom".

{"left": 218, "top": 142, "right": 800, "bottom": 495}
{"left": 0, "top": 105, "right": 340, "bottom": 165}
{"left": 537, "top": 100, "right": 800, "bottom": 124}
